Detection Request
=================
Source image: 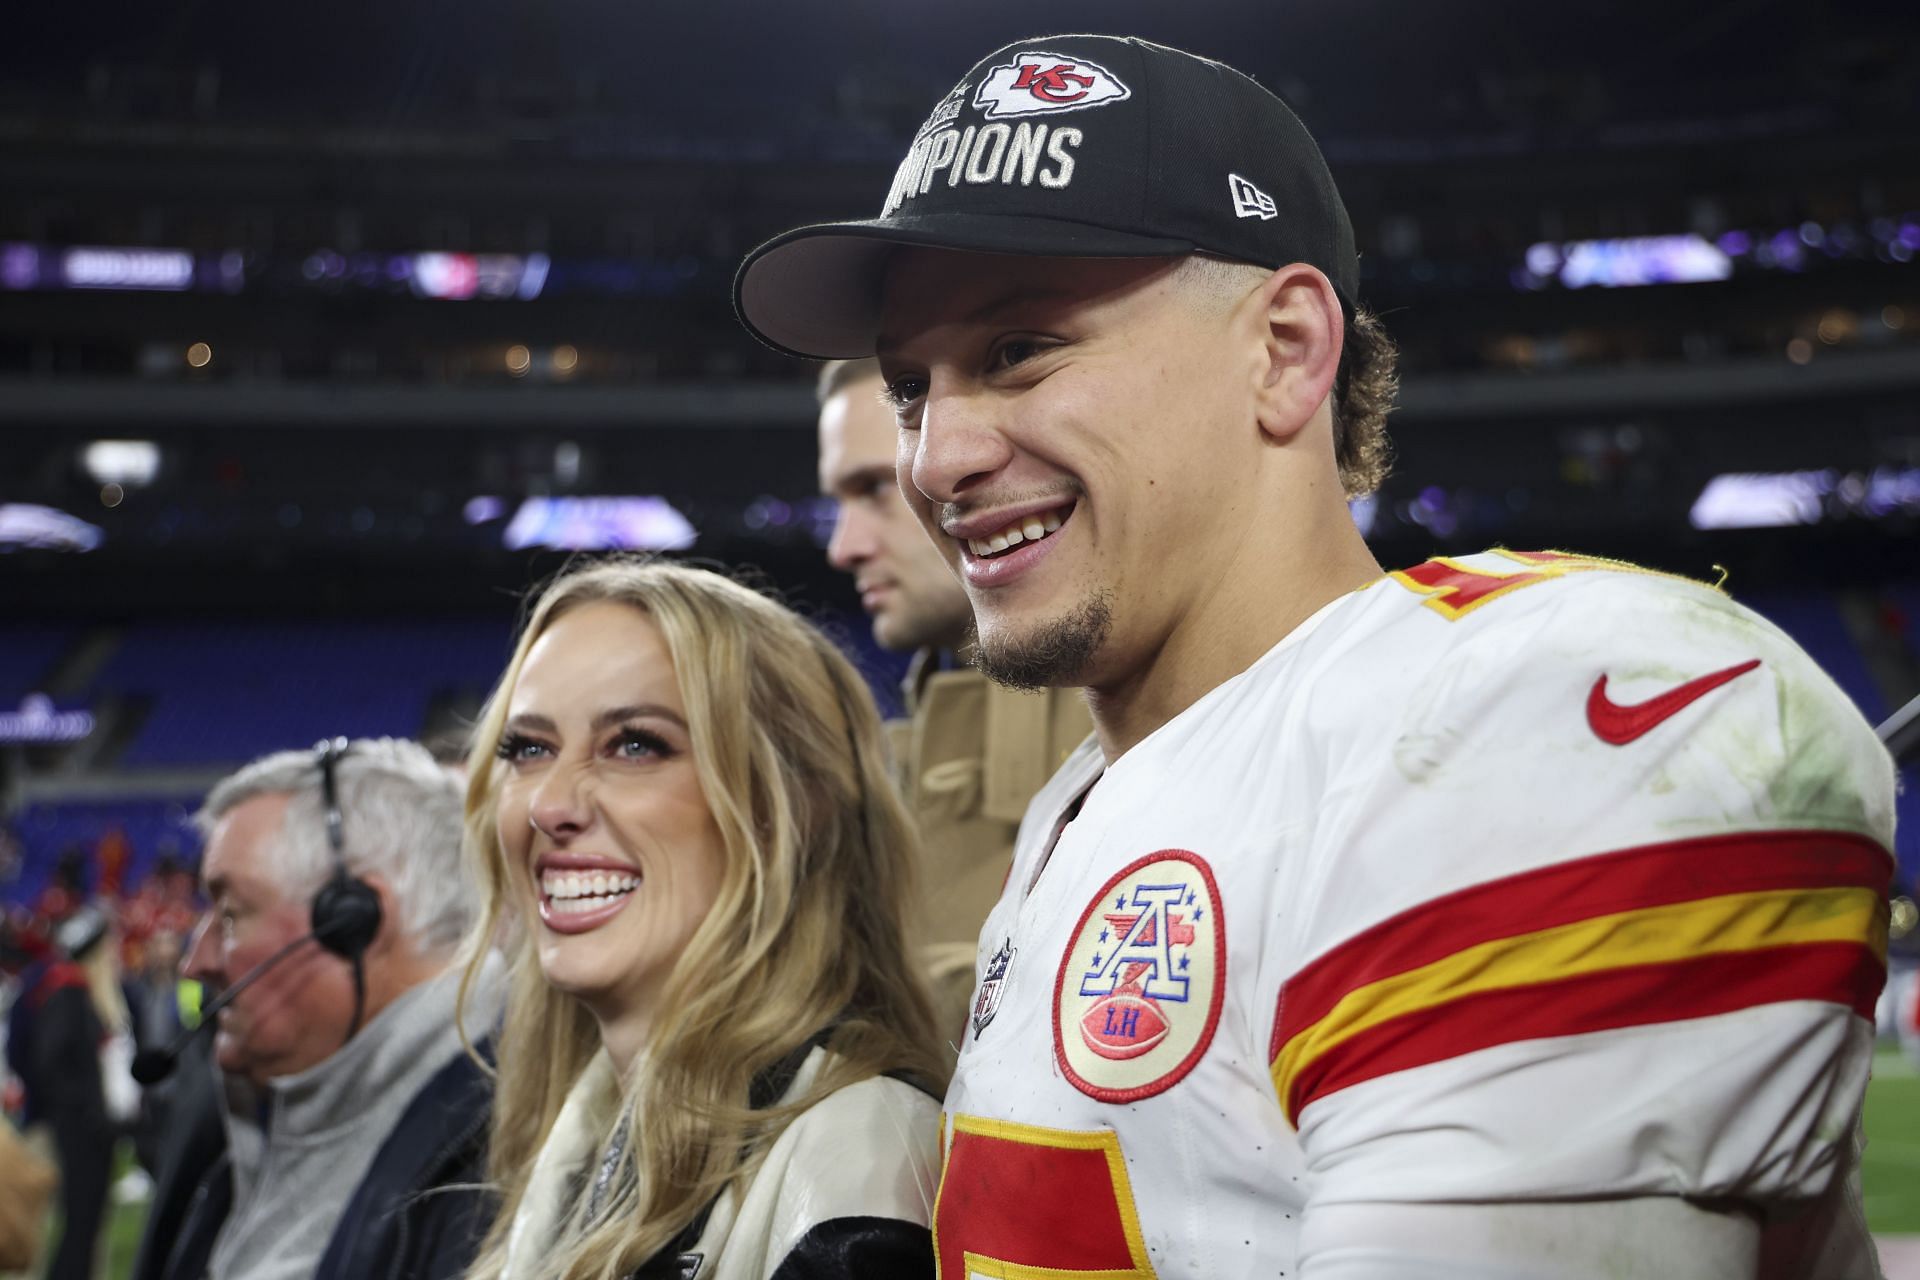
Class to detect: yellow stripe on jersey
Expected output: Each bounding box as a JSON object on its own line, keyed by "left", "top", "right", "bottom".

{"left": 1271, "top": 884, "right": 1883, "bottom": 1109}
{"left": 1268, "top": 833, "right": 1893, "bottom": 1123}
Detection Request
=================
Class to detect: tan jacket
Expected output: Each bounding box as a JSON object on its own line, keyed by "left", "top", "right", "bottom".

{"left": 886, "top": 653, "right": 1092, "bottom": 1050}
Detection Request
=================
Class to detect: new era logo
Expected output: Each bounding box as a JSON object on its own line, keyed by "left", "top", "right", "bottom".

{"left": 973, "top": 51, "right": 1131, "bottom": 119}
{"left": 1229, "top": 173, "right": 1277, "bottom": 220}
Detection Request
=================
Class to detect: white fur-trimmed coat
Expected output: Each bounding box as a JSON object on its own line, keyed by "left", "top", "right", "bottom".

{"left": 503, "top": 1047, "right": 941, "bottom": 1280}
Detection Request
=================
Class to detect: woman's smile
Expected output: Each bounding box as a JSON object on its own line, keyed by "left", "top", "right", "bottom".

{"left": 535, "top": 853, "right": 643, "bottom": 934}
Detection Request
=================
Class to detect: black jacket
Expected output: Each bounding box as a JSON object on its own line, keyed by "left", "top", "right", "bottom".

{"left": 133, "top": 1045, "right": 496, "bottom": 1280}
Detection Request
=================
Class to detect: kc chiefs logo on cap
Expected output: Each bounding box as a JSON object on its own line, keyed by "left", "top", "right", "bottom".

{"left": 972, "top": 51, "right": 1131, "bottom": 119}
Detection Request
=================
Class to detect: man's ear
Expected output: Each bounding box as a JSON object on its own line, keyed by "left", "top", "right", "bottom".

{"left": 1247, "top": 263, "right": 1343, "bottom": 445}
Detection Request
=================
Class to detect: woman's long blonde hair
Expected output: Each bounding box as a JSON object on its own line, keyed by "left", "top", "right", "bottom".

{"left": 460, "top": 559, "right": 946, "bottom": 1279}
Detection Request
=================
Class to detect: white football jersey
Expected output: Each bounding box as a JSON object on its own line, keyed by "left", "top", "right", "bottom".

{"left": 936, "top": 550, "right": 1895, "bottom": 1280}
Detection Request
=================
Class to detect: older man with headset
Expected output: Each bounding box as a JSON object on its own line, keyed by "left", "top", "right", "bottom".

{"left": 134, "top": 737, "right": 500, "bottom": 1280}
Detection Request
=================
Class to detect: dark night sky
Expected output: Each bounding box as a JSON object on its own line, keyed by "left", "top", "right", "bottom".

{"left": 7, "top": 0, "right": 1914, "bottom": 147}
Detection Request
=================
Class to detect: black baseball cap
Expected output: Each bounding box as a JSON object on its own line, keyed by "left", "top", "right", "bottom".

{"left": 735, "top": 34, "right": 1359, "bottom": 360}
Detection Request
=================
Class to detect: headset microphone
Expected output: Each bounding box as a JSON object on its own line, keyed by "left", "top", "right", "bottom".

{"left": 130, "top": 930, "right": 323, "bottom": 1085}
{"left": 132, "top": 737, "right": 385, "bottom": 1086}
{"left": 311, "top": 737, "right": 382, "bottom": 1036}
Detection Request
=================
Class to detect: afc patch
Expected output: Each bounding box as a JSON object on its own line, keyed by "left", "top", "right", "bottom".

{"left": 1053, "top": 850, "right": 1225, "bottom": 1103}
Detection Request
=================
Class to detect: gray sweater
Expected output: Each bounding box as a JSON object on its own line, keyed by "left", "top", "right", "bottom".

{"left": 208, "top": 962, "right": 494, "bottom": 1280}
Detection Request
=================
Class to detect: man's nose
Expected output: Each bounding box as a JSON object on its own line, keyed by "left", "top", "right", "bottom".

{"left": 826, "top": 503, "right": 879, "bottom": 572}
{"left": 908, "top": 384, "right": 1015, "bottom": 507}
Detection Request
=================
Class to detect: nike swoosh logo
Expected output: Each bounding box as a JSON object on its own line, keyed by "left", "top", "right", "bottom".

{"left": 1587, "top": 658, "right": 1763, "bottom": 745}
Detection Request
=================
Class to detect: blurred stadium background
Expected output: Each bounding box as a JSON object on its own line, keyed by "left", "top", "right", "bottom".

{"left": 1, "top": 0, "right": 1917, "bottom": 1270}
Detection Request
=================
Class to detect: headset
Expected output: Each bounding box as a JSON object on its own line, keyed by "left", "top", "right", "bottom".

{"left": 132, "top": 736, "right": 387, "bottom": 1084}
{"left": 309, "top": 736, "right": 384, "bottom": 1038}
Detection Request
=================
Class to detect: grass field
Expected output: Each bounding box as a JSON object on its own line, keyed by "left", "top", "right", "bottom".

{"left": 1868, "top": 1046, "right": 1920, "bottom": 1233}
{"left": 9, "top": 1046, "right": 1920, "bottom": 1278}
{"left": 102, "top": 1193, "right": 144, "bottom": 1278}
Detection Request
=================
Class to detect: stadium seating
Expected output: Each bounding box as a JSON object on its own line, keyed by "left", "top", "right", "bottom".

{"left": 6, "top": 797, "right": 198, "bottom": 906}
{"left": 0, "top": 625, "right": 77, "bottom": 703}
{"left": 88, "top": 619, "right": 511, "bottom": 767}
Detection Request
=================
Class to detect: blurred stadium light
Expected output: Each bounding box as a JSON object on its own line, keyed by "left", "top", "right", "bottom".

{"left": 499, "top": 496, "right": 696, "bottom": 552}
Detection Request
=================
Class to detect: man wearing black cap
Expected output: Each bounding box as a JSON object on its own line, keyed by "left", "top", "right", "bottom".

{"left": 738, "top": 35, "right": 1895, "bottom": 1279}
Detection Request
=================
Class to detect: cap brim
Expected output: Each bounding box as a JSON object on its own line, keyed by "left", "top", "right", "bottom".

{"left": 734, "top": 213, "right": 1195, "bottom": 360}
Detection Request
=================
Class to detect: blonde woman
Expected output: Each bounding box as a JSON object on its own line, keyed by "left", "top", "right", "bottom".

{"left": 460, "top": 560, "right": 947, "bottom": 1280}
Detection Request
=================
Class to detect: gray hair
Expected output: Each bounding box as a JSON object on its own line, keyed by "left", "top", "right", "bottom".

{"left": 197, "top": 737, "right": 474, "bottom": 953}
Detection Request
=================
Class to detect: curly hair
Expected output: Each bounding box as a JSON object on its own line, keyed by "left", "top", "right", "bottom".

{"left": 1174, "top": 255, "right": 1396, "bottom": 498}
{"left": 1329, "top": 307, "right": 1397, "bottom": 498}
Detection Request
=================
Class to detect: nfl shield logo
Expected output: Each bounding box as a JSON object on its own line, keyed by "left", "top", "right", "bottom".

{"left": 971, "top": 938, "right": 1015, "bottom": 1039}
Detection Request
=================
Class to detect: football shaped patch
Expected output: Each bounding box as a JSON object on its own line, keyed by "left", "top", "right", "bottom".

{"left": 1080, "top": 992, "right": 1168, "bottom": 1060}
{"left": 1054, "top": 850, "right": 1224, "bottom": 1103}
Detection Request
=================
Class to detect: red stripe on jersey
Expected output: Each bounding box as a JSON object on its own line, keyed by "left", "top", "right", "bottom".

{"left": 1269, "top": 829, "right": 1891, "bottom": 1063}
{"left": 1285, "top": 940, "right": 1882, "bottom": 1122}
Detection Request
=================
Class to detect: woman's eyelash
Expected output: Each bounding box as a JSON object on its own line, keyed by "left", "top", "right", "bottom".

{"left": 612, "top": 726, "right": 674, "bottom": 758}
{"left": 495, "top": 726, "right": 674, "bottom": 761}
{"left": 495, "top": 732, "right": 543, "bottom": 761}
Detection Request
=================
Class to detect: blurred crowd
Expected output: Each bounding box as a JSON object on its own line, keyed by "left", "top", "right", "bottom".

{"left": 0, "top": 842, "right": 203, "bottom": 1278}
{"left": 3, "top": 843, "right": 202, "bottom": 983}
